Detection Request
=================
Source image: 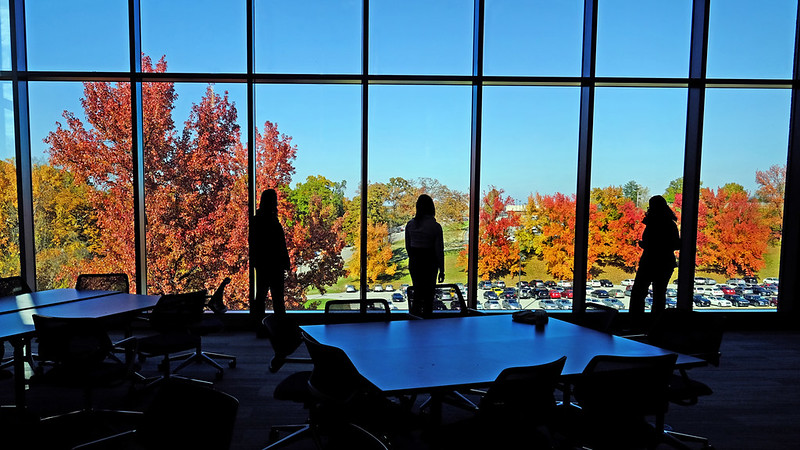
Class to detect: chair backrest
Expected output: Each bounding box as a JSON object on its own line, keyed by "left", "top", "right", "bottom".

{"left": 137, "top": 379, "right": 239, "bottom": 450}
{"left": 324, "top": 299, "right": 391, "bottom": 324}
{"left": 302, "top": 331, "right": 372, "bottom": 405}
{"left": 32, "top": 314, "right": 114, "bottom": 369}
{"left": 646, "top": 309, "right": 724, "bottom": 366}
{"left": 575, "top": 353, "right": 678, "bottom": 419}
{"left": 263, "top": 313, "right": 310, "bottom": 371}
{"left": 574, "top": 302, "right": 619, "bottom": 333}
{"left": 407, "top": 283, "right": 470, "bottom": 316}
{"left": 207, "top": 277, "right": 231, "bottom": 315}
{"left": 0, "top": 276, "right": 32, "bottom": 297}
{"left": 75, "top": 273, "right": 130, "bottom": 293}
{"left": 479, "top": 356, "right": 567, "bottom": 421}
{"left": 150, "top": 290, "right": 208, "bottom": 333}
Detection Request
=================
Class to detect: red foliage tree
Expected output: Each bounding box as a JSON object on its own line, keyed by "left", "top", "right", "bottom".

{"left": 461, "top": 187, "right": 521, "bottom": 280}
{"left": 45, "top": 55, "right": 345, "bottom": 309}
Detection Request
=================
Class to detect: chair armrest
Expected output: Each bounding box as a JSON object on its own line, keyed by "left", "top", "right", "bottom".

{"left": 72, "top": 430, "right": 137, "bottom": 449}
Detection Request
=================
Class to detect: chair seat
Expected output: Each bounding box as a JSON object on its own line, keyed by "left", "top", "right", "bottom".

{"left": 138, "top": 332, "right": 200, "bottom": 356}
{"left": 669, "top": 372, "right": 713, "bottom": 405}
{"left": 31, "top": 361, "right": 129, "bottom": 388}
{"left": 274, "top": 371, "right": 312, "bottom": 403}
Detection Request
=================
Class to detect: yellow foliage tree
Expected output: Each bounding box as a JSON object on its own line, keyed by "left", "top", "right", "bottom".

{"left": 347, "top": 221, "right": 397, "bottom": 284}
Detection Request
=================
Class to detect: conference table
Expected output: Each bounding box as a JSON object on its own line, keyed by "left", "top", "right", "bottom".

{"left": 300, "top": 314, "right": 704, "bottom": 416}
{"left": 0, "top": 289, "right": 161, "bottom": 410}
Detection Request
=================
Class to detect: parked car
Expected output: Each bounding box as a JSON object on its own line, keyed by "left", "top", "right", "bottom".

{"left": 719, "top": 286, "right": 735, "bottom": 296}
{"left": 516, "top": 281, "right": 529, "bottom": 289}
{"left": 439, "top": 288, "right": 453, "bottom": 301}
{"left": 384, "top": 284, "right": 395, "bottom": 292}
{"left": 621, "top": 279, "right": 635, "bottom": 286}
{"left": 491, "top": 286, "right": 504, "bottom": 295}
{"left": 391, "top": 292, "right": 404, "bottom": 303}
{"left": 556, "top": 299, "right": 573, "bottom": 310}
{"left": 345, "top": 284, "right": 357, "bottom": 293}
{"left": 708, "top": 296, "right": 732, "bottom": 307}
{"left": 539, "top": 299, "right": 559, "bottom": 310}
{"left": 501, "top": 288, "right": 517, "bottom": 300}
{"left": 433, "top": 299, "right": 447, "bottom": 310}
{"left": 763, "top": 277, "right": 779, "bottom": 285}
{"left": 483, "top": 299, "right": 501, "bottom": 310}
{"left": 624, "top": 285, "right": 633, "bottom": 296}
{"left": 743, "top": 276, "right": 759, "bottom": 285}
{"left": 561, "top": 289, "right": 573, "bottom": 299}
{"left": 692, "top": 294, "right": 711, "bottom": 307}
{"left": 502, "top": 298, "right": 521, "bottom": 310}
{"left": 603, "top": 298, "right": 625, "bottom": 309}
{"left": 666, "top": 288, "right": 677, "bottom": 297}
{"left": 518, "top": 287, "right": 532, "bottom": 299}
{"left": 693, "top": 286, "right": 709, "bottom": 295}
{"left": 726, "top": 278, "right": 745, "bottom": 287}
{"left": 704, "top": 278, "right": 717, "bottom": 285}
{"left": 723, "top": 294, "right": 749, "bottom": 307}
{"left": 533, "top": 288, "right": 550, "bottom": 299}
{"left": 694, "top": 277, "right": 707, "bottom": 285}
{"left": 478, "top": 280, "right": 492, "bottom": 290}
{"left": 494, "top": 280, "right": 506, "bottom": 288}
{"left": 743, "top": 294, "right": 769, "bottom": 307}
{"left": 558, "top": 280, "right": 573, "bottom": 288}
{"left": 665, "top": 298, "right": 677, "bottom": 308}
{"left": 598, "top": 279, "right": 613, "bottom": 287}
{"left": 591, "top": 289, "right": 609, "bottom": 299}
{"left": 529, "top": 279, "right": 545, "bottom": 287}
{"left": 483, "top": 290, "right": 499, "bottom": 301}
{"left": 548, "top": 290, "right": 561, "bottom": 299}
{"left": 372, "top": 284, "right": 383, "bottom": 292}
{"left": 607, "top": 289, "right": 625, "bottom": 298}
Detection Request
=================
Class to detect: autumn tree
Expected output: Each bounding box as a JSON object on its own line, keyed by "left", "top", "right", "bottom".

{"left": 0, "top": 159, "right": 20, "bottom": 276}
{"left": 346, "top": 220, "right": 397, "bottom": 284}
{"left": 517, "top": 193, "right": 577, "bottom": 280}
{"left": 590, "top": 186, "right": 645, "bottom": 272}
{"left": 755, "top": 164, "right": 786, "bottom": 241}
{"left": 676, "top": 187, "right": 770, "bottom": 277}
{"left": 663, "top": 177, "right": 684, "bottom": 204}
{"left": 43, "top": 55, "right": 345, "bottom": 310}
{"left": 460, "top": 187, "right": 520, "bottom": 280}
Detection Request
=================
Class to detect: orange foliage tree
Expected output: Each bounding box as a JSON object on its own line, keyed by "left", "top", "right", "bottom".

{"left": 755, "top": 164, "right": 786, "bottom": 242}
{"left": 43, "top": 56, "right": 345, "bottom": 309}
{"left": 347, "top": 220, "right": 396, "bottom": 284}
{"left": 460, "top": 187, "right": 520, "bottom": 280}
{"left": 590, "top": 186, "right": 645, "bottom": 272}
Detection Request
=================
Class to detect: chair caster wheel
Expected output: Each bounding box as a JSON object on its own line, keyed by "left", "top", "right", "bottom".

{"left": 215, "top": 371, "right": 224, "bottom": 381}
{"left": 229, "top": 360, "right": 236, "bottom": 369}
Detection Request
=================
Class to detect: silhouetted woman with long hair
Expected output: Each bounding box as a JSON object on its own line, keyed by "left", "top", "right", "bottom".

{"left": 629, "top": 195, "right": 680, "bottom": 325}
{"left": 405, "top": 194, "right": 445, "bottom": 318}
{"left": 251, "top": 189, "right": 291, "bottom": 326}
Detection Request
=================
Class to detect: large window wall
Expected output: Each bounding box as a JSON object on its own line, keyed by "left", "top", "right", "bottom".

{"left": 2, "top": 0, "right": 798, "bottom": 315}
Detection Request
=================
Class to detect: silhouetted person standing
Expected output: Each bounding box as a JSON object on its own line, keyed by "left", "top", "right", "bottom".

{"left": 406, "top": 194, "right": 445, "bottom": 318}
{"left": 251, "top": 189, "right": 291, "bottom": 326}
{"left": 629, "top": 195, "right": 680, "bottom": 326}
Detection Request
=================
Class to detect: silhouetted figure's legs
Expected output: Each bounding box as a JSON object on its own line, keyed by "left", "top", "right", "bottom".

{"left": 629, "top": 263, "right": 674, "bottom": 331}
{"left": 252, "top": 268, "right": 286, "bottom": 330}
{"left": 408, "top": 247, "right": 437, "bottom": 318}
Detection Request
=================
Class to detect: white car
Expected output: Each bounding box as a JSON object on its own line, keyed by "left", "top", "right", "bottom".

{"left": 694, "top": 286, "right": 708, "bottom": 294}
{"left": 558, "top": 280, "right": 573, "bottom": 288}
{"left": 694, "top": 277, "right": 707, "bottom": 285}
{"left": 710, "top": 287, "right": 725, "bottom": 297}
{"left": 483, "top": 299, "right": 501, "bottom": 310}
{"left": 763, "top": 277, "right": 779, "bottom": 285}
{"left": 621, "top": 279, "right": 635, "bottom": 286}
{"left": 709, "top": 296, "right": 732, "bottom": 307}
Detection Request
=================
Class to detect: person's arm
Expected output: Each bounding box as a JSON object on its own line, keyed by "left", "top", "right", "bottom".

{"left": 278, "top": 223, "right": 291, "bottom": 270}
{"left": 435, "top": 223, "right": 445, "bottom": 283}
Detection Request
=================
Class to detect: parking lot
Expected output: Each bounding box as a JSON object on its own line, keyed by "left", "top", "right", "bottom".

{"left": 308, "top": 279, "right": 779, "bottom": 311}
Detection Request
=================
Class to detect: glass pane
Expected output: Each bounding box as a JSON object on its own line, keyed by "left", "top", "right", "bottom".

{"left": 596, "top": 0, "right": 692, "bottom": 78}
{"left": 29, "top": 81, "right": 134, "bottom": 290}
{"left": 1, "top": 0, "right": 10, "bottom": 71}
{"left": 255, "top": 84, "right": 360, "bottom": 312}
{"left": 368, "top": 85, "right": 471, "bottom": 311}
{"left": 141, "top": 0, "right": 246, "bottom": 73}
{"left": 255, "top": 0, "right": 361, "bottom": 74}
{"left": 695, "top": 88, "right": 790, "bottom": 309}
{"left": 484, "top": 0, "right": 583, "bottom": 76}
{"left": 0, "top": 80, "right": 18, "bottom": 276}
{"left": 143, "top": 82, "right": 247, "bottom": 310}
{"left": 369, "top": 0, "right": 473, "bottom": 75}
{"left": 481, "top": 86, "right": 580, "bottom": 311}
{"left": 591, "top": 88, "right": 687, "bottom": 311}
{"left": 707, "top": 0, "right": 796, "bottom": 79}
{"left": 26, "top": 0, "right": 129, "bottom": 71}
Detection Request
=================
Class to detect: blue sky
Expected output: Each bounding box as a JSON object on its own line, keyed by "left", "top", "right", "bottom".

{"left": 2, "top": 0, "right": 797, "bottom": 203}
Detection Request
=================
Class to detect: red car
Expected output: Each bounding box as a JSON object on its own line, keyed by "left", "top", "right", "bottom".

{"left": 562, "top": 289, "right": 574, "bottom": 299}
{"left": 549, "top": 290, "right": 561, "bottom": 299}
{"left": 720, "top": 286, "right": 735, "bottom": 295}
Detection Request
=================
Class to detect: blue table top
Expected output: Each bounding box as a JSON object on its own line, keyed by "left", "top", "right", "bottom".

{"left": 301, "top": 314, "right": 703, "bottom": 394}
{"left": 0, "top": 288, "right": 118, "bottom": 315}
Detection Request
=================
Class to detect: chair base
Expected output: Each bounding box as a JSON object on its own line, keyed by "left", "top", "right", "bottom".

{"left": 172, "top": 349, "right": 236, "bottom": 380}
{"left": 263, "top": 423, "right": 312, "bottom": 449}
{"left": 664, "top": 427, "right": 714, "bottom": 449}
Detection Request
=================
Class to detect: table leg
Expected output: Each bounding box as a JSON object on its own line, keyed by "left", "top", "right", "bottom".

{"left": 11, "top": 337, "right": 26, "bottom": 410}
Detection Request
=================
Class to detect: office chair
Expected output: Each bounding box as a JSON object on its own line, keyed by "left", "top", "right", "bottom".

{"left": 1, "top": 276, "right": 34, "bottom": 376}
{"left": 302, "top": 332, "right": 420, "bottom": 449}
{"left": 574, "top": 301, "right": 619, "bottom": 333}
{"left": 75, "top": 273, "right": 130, "bottom": 293}
{"left": 29, "top": 314, "right": 140, "bottom": 421}
{"left": 74, "top": 378, "right": 239, "bottom": 450}
{"left": 260, "top": 313, "right": 314, "bottom": 449}
{"left": 642, "top": 308, "right": 724, "bottom": 449}
{"left": 175, "top": 278, "right": 237, "bottom": 372}
{"left": 561, "top": 353, "right": 678, "bottom": 450}
{"left": 136, "top": 290, "right": 219, "bottom": 387}
{"left": 407, "top": 283, "right": 474, "bottom": 318}
{"left": 323, "top": 298, "right": 391, "bottom": 324}
{"left": 428, "top": 356, "right": 567, "bottom": 449}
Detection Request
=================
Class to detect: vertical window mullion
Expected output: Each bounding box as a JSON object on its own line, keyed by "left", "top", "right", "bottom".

{"left": 573, "top": 0, "right": 598, "bottom": 314}
{"left": 676, "top": 0, "right": 709, "bottom": 310}
{"left": 128, "top": 0, "right": 146, "bottom": 294}
{"left": 466, "top": 0, "right": 485, "bottom": 309}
